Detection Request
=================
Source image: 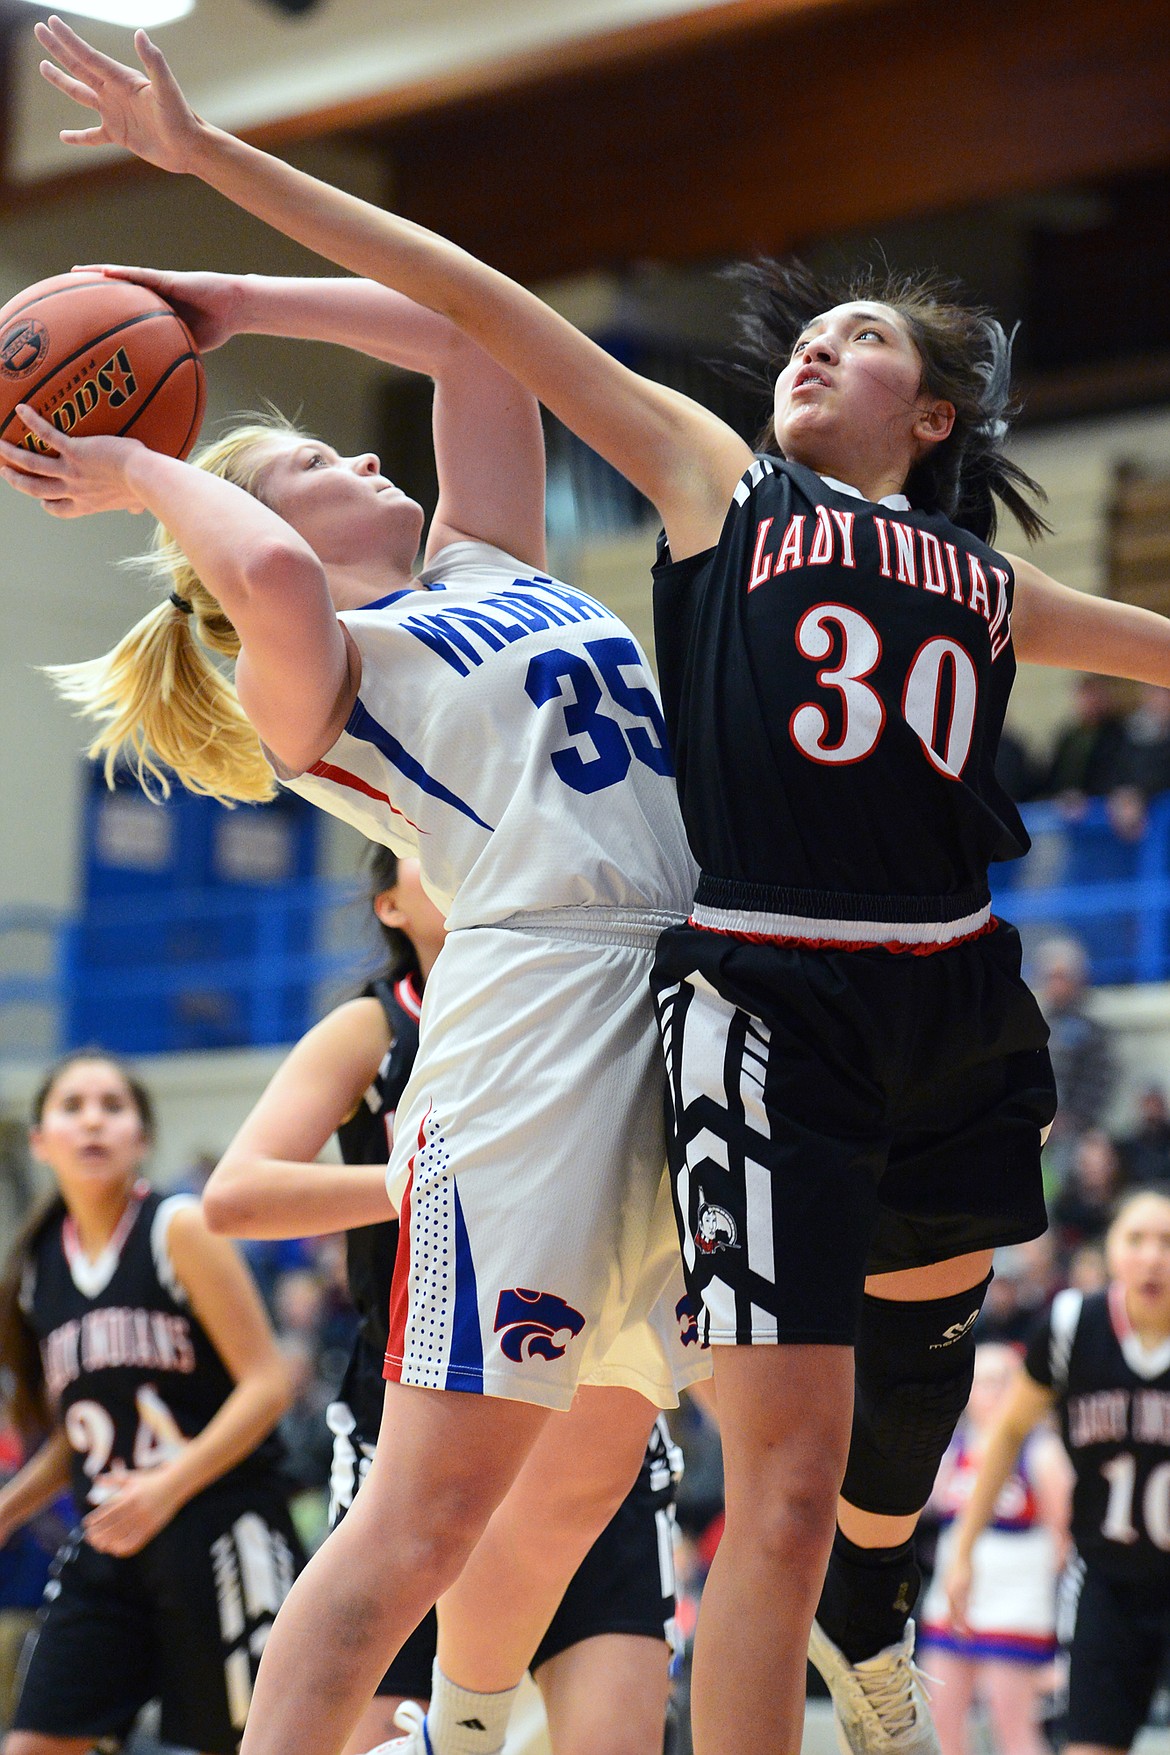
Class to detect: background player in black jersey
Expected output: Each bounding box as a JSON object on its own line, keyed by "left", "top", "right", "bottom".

{"left": 27, "top": 26, "right": 1170, "bottom": 1755}
{"left": 203, "top": 847, "right": 684, "bottom": 1755}
{"left": 0, "top": 1050, "right": 300, "bottom": 1755}
{"left": 944, "top": 1186, "right": 1170, "bottom": 1755}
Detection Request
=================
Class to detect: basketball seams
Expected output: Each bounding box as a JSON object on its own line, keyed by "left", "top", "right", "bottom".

{"left": 0, "top": 273, "right": 123, "bottom": 324}
{"left": 0, "top": 312, "right": 192, "bottom": 444}
{"left": 119, "top": 351, "right": 204, "bottom": 457}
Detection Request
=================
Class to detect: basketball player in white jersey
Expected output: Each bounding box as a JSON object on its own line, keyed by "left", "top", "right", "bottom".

{"left": 0, "top": 255, "right": 705, "bottom": 1755}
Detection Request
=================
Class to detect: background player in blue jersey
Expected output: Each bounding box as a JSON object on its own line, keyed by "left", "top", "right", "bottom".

{"left": 0, "top": 1050, "right": 299, "bottom": 1755}
{"left": 944, "top": 1186, "right": 1170, "bottom": 1755}
{"left": 2, "top": 55, "right": 706, "bottom": 1755}
{"left": 203, "top": 846, "right": 682, "bottom": 1755}
{"left": 27, "top": 24, "right": 1170, "bottom": 1755}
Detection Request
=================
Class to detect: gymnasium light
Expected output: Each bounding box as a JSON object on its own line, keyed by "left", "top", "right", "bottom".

{"left": 19, "top": 0, "right": 194, "bottom": 27}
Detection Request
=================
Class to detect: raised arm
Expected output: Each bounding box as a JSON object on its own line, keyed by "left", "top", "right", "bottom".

{"left": 1011, "top": 553, "right": 1170, "bottom": 683}
{"left": 83, "top": 267, "right": 547, "bottom": 568}
{"left": 204, "top": 996, "right": 398, "bottom": 1241}
{"left": 0, "top": 403, "right": 355, "bottom": 774}
{"left": 37, "top": 19, "right": 751, "bottom": 562}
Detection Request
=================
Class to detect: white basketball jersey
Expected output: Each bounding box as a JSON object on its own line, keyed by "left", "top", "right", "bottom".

{"left": 286, "top": 542, "right": 697, "bottom": 929}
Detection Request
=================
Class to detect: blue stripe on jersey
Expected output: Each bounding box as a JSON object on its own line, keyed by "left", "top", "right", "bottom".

{"left": 362, "top": 587, "right": 417, "bottom": 610}
{"left": 345, "top": 699, "right": 494, "bottom": 832}
{"left": 446, "top": 1181, "right": 483, "bottom": 1393}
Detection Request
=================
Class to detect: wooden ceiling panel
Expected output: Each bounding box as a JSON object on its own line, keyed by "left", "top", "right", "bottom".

{"left": 376, "top": 0, "right": 1170, "bottom": 278}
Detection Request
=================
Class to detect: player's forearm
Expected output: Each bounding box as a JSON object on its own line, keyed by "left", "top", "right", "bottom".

{"left": 1012, "top": 562, "right": 1170, "bottom": 682}
{"left": 154, "top": 1359, "right": 293, "bottom": 1511}
{"left": 0, "top": 1427, "right": 72, "bottom": 1535}
{"left": 234, "top": 275, "right": 472, "bottom": 377}
{"left": 181, "top": 122, "right": 730, "bottom": 530}
{"left": 949, "top": 1422, "right": 1027, "bottom": 1564}
{"left": 204, "top": 1157, "right": 395, "bottom": 1239}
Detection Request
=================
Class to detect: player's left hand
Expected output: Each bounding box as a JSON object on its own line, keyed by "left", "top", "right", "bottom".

{"left": 83, "top": 1466, "right": 182, "bottom": 1556}
{"left": 0, "top": 405, "right": 147, "bottom": 516}
{"left": 70, "top": 264, "right": 247, "bottom": 353}
{"left": 36, "top": 16, "right": 202, "bottom": 175}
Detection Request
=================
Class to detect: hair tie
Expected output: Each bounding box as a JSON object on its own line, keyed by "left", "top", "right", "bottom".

{"left": 168, "top": 591, "right": 193, "bottom": 615}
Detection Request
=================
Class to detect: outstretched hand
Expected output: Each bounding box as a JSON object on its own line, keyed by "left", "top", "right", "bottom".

{"left": 36, "top": 15, "right": 201, "bottom": 174}
{"left": 0, "top": 405, "right": 147, "bottom": 518}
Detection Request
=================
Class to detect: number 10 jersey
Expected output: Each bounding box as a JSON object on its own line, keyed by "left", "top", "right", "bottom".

{"left": 652, "top": 458, "right": 1029, "bottom": 943}
{"left": 287, "top": 541, "right": 696, "bottom": 930}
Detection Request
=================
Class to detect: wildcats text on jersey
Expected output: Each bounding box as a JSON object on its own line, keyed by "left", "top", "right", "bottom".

{"left": 399, "top": 579, "right": 612, "bottom": 676}
{"left": 43, "top": 1306, "right": 196, "bottom": 1399}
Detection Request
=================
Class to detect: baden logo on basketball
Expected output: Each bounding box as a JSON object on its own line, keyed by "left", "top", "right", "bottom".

{"left": 19, "top": 346, "right": 139, "bottom": 452}
{"left": 0, "top": 319, "right": 49, "bottom": 379}
{"left": 493, "top": 1288, "right": 585, "bottom": 1363}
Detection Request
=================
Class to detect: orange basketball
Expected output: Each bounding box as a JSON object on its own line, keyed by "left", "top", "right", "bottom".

{"left": 0, "top": 271, "right": 205, "bottom": 461}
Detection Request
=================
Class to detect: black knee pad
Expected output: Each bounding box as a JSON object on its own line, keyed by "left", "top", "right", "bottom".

{"left": 840, "top": 1273, "right": 991, "bottom": 1517}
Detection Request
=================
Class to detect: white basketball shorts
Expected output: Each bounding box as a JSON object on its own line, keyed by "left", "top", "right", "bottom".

{"left": 383, "top": 908, "right": 710, "bottom": 1411}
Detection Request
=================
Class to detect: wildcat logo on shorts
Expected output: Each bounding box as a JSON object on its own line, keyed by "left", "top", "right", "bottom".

{"left": 494, "top": 1288, "right": 585, "bottom": 1363}
{"left": 676, "top": 1295, "right": 701, "bottom": 1346}
{"left": 695, "top": 1189, "right": 738, "bottom": 1254}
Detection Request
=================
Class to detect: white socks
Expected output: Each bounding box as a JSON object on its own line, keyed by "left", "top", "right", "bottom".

{"left": 422, "top": 1664, "right": 519, "bottom": 1755}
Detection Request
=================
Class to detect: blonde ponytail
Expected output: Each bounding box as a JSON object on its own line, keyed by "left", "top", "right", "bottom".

{"left": 45, "top": 418, "right": 309, "bottom": 807}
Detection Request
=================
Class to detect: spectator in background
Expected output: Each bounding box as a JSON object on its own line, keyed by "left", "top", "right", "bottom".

{"left": 1050, "top": 1128, "right": 1127, "bottom": 1264}
{"left": 994, "top": 727, "right": 1040, "bottom": 806}
{"left": 1066, "top": 1240, "right": 1108, "bottom": 1295}
{"left": 1034, "top": 674, "right": 1129, "bottom": 811}
{"left": 975, "top": 1241, "right": 1056, "bottom": 1348}
{"left": 1108, "top": 683, "right": 1170, "bottom": 839}
{"left": 1033, "top": 935, "right": 1118, "bottom": 1182}
{"left": 1116, "top": 1085, "right": 1170, "bottom": 1186}
{"left": 918, "top": 1343, "right": 1068, "bottom": 1755}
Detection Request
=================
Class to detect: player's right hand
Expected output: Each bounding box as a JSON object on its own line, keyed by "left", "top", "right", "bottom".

{"left": 71, "top": 265, "right": 246, "bottom": 354}
{"left": 0, "top": 405, "right": 148, "bottom": 518}
{"left": 35, "top": 16, "right": 201, "bottom": 176}
{"left": 942, "top": 1551, "right": 974, "bottom": 1634}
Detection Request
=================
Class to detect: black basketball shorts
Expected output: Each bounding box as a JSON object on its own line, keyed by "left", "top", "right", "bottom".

{"left": 1062, "top": 1560, "right": 1170, "bottom": 1747}
{"left": 651, "top": 918, "right": 1056, "bottom": 1348}
{"left": 329, "top": 1404, "right": 680, "bottom": 1700}
{"left": 12, "top": 1477, "right": 303, "bottom": 1754}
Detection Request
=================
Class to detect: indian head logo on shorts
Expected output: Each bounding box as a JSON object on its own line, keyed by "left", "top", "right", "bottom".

{"left": 694, "top": 1187, "right": 738, "bottom": 1255}
{"left": 494, "top": 1288, "right": 585, "bottom": 1363}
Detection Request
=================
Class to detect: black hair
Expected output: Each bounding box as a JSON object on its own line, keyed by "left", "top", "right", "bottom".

{"left": 732, "top": 258, "right": 1051, "bottom": 545}
{"left": 0, "top": 1050, "right": 155, "bottom": 1440}
{"left": 366, "top": 845, "right": 422, "bottom": 985}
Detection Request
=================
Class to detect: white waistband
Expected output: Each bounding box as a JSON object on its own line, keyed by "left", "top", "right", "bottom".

{"left": 689, "top": 899, "right": 993, "bottom": 947}
{"left": 481, "top": 904, "right": 683, "bottom": 949}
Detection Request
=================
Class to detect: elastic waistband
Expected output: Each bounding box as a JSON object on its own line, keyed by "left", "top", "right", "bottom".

{"left": 477, "top": 904, "right": 684, "bottom": 950}
{"left": 690, "top": 886, "right": 993, "bottom": 952}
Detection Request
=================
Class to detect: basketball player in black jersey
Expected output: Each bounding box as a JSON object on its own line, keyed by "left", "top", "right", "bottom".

{"left": 945, "top": 1186, "right": 1170, "bottom": 1755}
{"left": 0, "top": 1051, "right": 301, "bottom": 1755}
{"left": 28, "top": 26, "right": 1170, "bottom": 1755}
{"left": 204, "top": 848, "right": 685, "bottom": 1755}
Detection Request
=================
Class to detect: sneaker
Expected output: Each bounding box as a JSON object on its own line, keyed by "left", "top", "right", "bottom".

{"left": 360, "top": 1700, "right": 432, "bottom": 1754}
{"left": 808, "top": 1619, "right": 940, "bottom": 1755}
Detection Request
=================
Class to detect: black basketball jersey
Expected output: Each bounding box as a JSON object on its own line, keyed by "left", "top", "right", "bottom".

{"left": 334, "top": 972, "right": 422, "bottom": 1362}
{"left": 652, "top": 459, "right": 1029, "bottom": 932}
{"left": 22, "top": 1185, "right": 281, "bottom": 1509}
{"left": 1026, "top": 1285, "right": 1170, "bottom": 1581}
